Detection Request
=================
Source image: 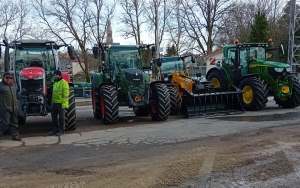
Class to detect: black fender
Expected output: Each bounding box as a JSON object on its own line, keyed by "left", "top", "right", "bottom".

{"left": 239, "top": 73, "right": 260, "bottom": 83}
{"left": 206, "top": 67, "right": 229, "bottom": 83}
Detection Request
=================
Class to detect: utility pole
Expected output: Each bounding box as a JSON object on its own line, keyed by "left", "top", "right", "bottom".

{"left": 288, "top": 0, "right": 300, "bottom": 76}
{"left": 155, "top": 1, "right": 160, "bottom": 58}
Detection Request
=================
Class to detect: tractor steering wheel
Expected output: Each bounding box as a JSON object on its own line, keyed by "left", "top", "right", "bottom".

{"left": 30, "top": 58, "right": 43, "bottom": 68}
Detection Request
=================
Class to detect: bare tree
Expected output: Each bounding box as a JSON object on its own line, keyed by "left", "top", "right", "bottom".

{"left": 144, "top": 0, "right": 173, "bottom": 56}
{"left": 179, "top": 0, "right": 235, "bottom": 55}
{"left": 32, "top": 0, "right": 116, "bottom": 82}
{"left": 117, "top": 0, "right": 146, "bottom": 45}
{"left": 0, "top": 0, "right": 20, "bottom": 41}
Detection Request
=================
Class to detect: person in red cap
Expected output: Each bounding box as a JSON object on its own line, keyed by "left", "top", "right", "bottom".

{"left": 0, "top": 72, "right": 21, "bottom": 141}
{"left": 49, "top": 70, "right": 70, "bottom": 136}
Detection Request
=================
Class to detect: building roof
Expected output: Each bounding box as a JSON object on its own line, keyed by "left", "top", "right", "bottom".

{"left": 202, "top": 48, "right": 222, "bottom": 58}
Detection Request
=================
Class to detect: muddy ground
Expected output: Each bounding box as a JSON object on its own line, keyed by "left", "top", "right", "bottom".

{"left": 0, "top": 100, "right": 300, "bottom": 187}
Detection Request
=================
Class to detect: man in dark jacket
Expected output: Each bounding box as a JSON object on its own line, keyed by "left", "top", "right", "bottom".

{"left": 0, "top": 72, "right": 21, "bottom": 141}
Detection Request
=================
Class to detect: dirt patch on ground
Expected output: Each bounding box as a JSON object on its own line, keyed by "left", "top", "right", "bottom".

{"left": 2, "top": 126, "right": 300, "bottom": 187}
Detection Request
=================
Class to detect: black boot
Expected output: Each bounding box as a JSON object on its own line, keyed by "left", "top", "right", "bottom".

{"left": 12, "top": 135, "right": 22, "bottom": 141}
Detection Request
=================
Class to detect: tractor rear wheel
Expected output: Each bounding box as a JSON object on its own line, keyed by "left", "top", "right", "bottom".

{"left": 238, "top": 77, "right": 268, "bottom": 111}
{"left": 207, "top": 70, "right": 228, "bottom": 89}
{"left": 100, "top": 85, "right": 119, "bottom": 124}
{"left": 65, "top": 86, "right": 76, "bottom": 131}
{"left": 92, "top": 83, "right": 101, "bottom": 119}
{"left": 150, "top": 84, "right": 171, "bottom": 121}
{"left": 133, "top": 106, "right": 151, "bottom": 116}
{"left": 168, "top": 86, "right": 180, "bottom": 115}
{"left": 275, "top": 78, "right": 300, "bottom": 108}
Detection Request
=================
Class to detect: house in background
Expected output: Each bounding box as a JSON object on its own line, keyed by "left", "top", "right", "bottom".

{"left": 59, "top": 53, "right": 85, "bottom": 75}
{"left": 202, "top": 48, "right": 223, "bottom": 74}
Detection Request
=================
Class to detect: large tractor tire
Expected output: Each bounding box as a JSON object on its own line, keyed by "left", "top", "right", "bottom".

{"left": 238, "top": 77, "right": 268, "bottom": 111}
{"left": 150, "top": 84, "right": 171, "bottom": 121}
{"left": 100, "top": 85, "right": 119, "bottom": 124}
{"left": 133, "top": 106, "right": 151, "bottom": 116}
{"left": 92, "top": 83, "right": 101, "bottom": 119}
{"left": 168, "top": 86, "right": 180, "bottom": 115}
{"left": 65, "top": 87, "right": 76, "bottom": 131}
{"left": 207, "top": 69, "right": 228, "bottom": 89}
{"left": 274, "top": 78, "right": 300, "bottom": 108}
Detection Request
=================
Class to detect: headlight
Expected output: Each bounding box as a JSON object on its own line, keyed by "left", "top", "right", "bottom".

{"left": 34, "top": 75, "right": 44, "bottom": 80}
{"left": 19, "top": 75, "right": 28, "bottom": 80}
{"left": 163, "top": 77, "right": 168, "bottom": 81}
{"left": 275, "top": 68, "right": 284, "bottom": 72}
{"left": 286, "top": 68, "right": 291, "bottom": 72}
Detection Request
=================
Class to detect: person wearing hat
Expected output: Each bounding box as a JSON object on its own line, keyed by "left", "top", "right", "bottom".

{"left": 49, "top": 70, "right": 70, "bottom": 136}
{"left": 0, "top": 72, "right": 21, "bottom": 141}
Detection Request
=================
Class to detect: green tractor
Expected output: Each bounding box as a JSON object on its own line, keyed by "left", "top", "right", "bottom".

{"left": 91, "top": 43, "right": 170, "bottom": 124}
{"left": 206, "top": 41, "right": 300, "bottom": 110}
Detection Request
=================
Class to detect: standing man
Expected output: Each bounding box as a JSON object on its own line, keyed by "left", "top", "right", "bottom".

{"left": 49, "top": 70, "right": 70, "bottom": 136}
{"left": 0, "top": 72, "right": 21, "bottom": 141}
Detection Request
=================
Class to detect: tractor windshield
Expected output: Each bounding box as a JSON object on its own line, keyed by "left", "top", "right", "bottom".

{"left": 160, "top": 58, "right": 185, "bottom": 74}
{"left": 15, "top": 47, "right": 56, "bottom": 72}
{"left": 109, "top": 50, "right": 141, "bottom": 69}
{"left": 246, "top": 46, "right": 266, "bottom": 62}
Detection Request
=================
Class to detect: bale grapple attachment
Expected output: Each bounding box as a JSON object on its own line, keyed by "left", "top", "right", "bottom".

{"left": 180, "top": 85, "right": 244, "bottom": 118}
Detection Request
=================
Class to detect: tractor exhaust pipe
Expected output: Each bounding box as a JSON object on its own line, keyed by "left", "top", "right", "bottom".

{"left": 3, "top": 40, "right": 9, "bottom": 72}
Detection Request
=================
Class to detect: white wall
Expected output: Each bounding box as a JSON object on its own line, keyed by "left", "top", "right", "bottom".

{"left": 205, "top": 52, "right": 223, "bottom": 74}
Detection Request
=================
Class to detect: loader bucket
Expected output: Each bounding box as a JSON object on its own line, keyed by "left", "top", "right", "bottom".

{"left": 180, "top": 86, "right": 244, "bottom": 118}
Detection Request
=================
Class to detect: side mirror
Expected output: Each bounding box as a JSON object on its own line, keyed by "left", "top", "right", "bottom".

{"left": 156, "top": 59, "right": 162, "bottom": 67}
{"left": 93, "top": 46, "right": 99, "bottom": 59}
{"left": 279, "top": 44, "right": 284, "bottom": 56}
{"left": 101, "top": 52, "right": 105, "bottom": 61}
{"left": 67, "top": 46, "right": 76, "bottom": 60}
{"left": 152, "top": 46, "right": 156, "bottom": 58}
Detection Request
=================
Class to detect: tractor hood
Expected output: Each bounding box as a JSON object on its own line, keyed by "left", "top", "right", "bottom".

{"left": 122, "top": 69, "right": 144, "bottom": 88}
{"left": 19, "top": 67, "right": 45, "bottom": 79}
{"left": 249, "top": 60, "right": 290, "bottom": 68}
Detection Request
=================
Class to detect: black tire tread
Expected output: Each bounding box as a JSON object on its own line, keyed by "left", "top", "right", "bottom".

{"left": 238, "top": 77, "right": 268, "bottom": 111}
{"left": 151, "top": 84, "right": 171, "bottom": 121}
{"left": 168, "top": 86, "right": 180, "bottom": 115}
{"left": 101, "top": 85, "right": 119, "bottom": 124}
{"left": 65, "top": 87, "right": 76, "bottom": 131}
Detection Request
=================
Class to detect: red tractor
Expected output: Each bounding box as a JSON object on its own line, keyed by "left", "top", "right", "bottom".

{"left": 0, "top": 39, "right": 77, "bottom": 130}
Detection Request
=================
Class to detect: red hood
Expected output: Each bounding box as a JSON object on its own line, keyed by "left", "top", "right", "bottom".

{"left": 20, "top": 67, "right": 45, "bottom": 79}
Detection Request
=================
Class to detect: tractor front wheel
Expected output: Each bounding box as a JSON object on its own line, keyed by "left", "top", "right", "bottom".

{"left": 275, "top": 78, "right": 300, "bottom": 108}
{"left": 150, "top": 84, "right": 171, "bottom": 121}
{"left": 65, "top": 86, "right": 76, "bottom": 131}
{"left": 238, "top": 77, "right": 268, "bottom": 111}
{"left": 100, "top": 85, "right": 119, "bottom": 124}
{"left": 92, "top": 83, "right": 101, "bottom": 119}
{"left": 207, "top": 70, "right": 228, "bottom": 89}
{"left": 168, "top": 86, "right": 180, "bottom": 115}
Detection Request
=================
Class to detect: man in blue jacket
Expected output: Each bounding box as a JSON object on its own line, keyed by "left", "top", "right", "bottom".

{"left": 0, "top": 72, "right": 21, "bottom": 141}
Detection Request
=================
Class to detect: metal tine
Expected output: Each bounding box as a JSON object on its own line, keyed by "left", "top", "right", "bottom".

{"left": 215, "top": 93, "right": 218, "bottom": 114}
{"left": 198, "top": 96, "right": 201, "bottom": 115}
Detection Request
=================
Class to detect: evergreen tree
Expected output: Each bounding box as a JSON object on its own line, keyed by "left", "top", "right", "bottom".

{"left": 248, "top": 11, "right": 269, "bottom": 43}
{"left": 166, "top": 44, "right": 177, "bottom": 56}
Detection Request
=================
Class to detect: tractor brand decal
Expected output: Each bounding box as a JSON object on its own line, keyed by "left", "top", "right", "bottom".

{"left": 135, "top": 72, "right": 138, "bottom": 76}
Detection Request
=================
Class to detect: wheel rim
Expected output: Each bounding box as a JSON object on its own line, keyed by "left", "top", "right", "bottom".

{"left": 210, "top": 78, "right": 220, "bottom": 88}
{"left": 242, "top": 86, "right": 253, "bottom": 104}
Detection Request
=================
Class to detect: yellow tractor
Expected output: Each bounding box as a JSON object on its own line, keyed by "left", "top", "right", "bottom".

{"left": 150, "top": 56, "right": 244, "bottom": 117}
